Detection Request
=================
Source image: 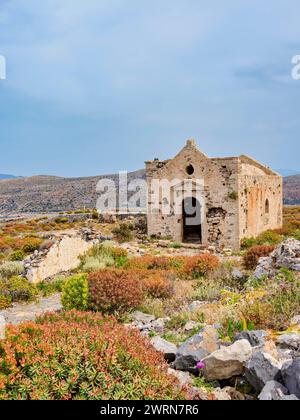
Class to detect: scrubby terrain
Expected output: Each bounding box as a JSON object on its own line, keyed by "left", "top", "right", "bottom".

{"left": 0, "top": 208, "right": 300, "bottom": 400}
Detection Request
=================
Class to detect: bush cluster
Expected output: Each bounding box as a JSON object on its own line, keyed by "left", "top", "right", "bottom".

{"left": 61, "top": 274, "right": 89, "bottom": 311}
{"left": 88, "top": 270, "right": 144, "bottom": 314}
{"left": 142, "top": 271, "right": 175, "bottom": 299}
{"left": 243, "top": 245, "right": 275, "bottom": 270}
{"left": 124, "top": 254, "right": 220, "bottom": 279}
{"left": 80, "top": 242, "right": 128, "bottom": 273}
{"left": 112, "top": 223, "right": 134, "bottom": 243}
{"left": 0, "top": 311, "right": 185, "bottom": 400}
{"left": 0, "top": 276, "right": 37, "bottom": 308}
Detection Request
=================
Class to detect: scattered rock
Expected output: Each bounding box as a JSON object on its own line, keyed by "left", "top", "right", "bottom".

{"left": 281, "top": 358, "right": 300, "bottom": 399}
{"left": 202, "top": 339, "right": 252, "bottom": 381}
{"left": 214, "top": 387, "right": 245, "bottom": 401}
{"left": 150, "top": 336, "right": 177, "bottom": 362}
{"left": 258, "top": 381, "right": 288, "bottom": 401}
{"left": 290, "top": 315, "right": 300, "bottom": 328}
{"left": 245, "top": 352, "right": 282, "bottom": 392}
{"left": 184, "top": 321, "right": 201, "bottom": 333}
{"left": 234, "top": 330, "right": 267, "bottom": 348}
{"left": 167, "top": 368, "right": 193, "bottom": 389}
{"left": 280, "top": 394, "right": 299, "bottom": 400}
{"left": 173, "top": 326, "right": 219, "bottom": 372}
{"left": 254, "top": 239, "right": 300, "bottom": 278}
{"left": 272, "top": 238, "right": 300, "bottom": 271}
{"left": 276, "top": 333, "right": 300, "bottom": 351}
{"left": 132, "top": 311, "right": 155, "bottom": 325}
{"left": 253, "top": 257, "right": 274, "bottom": 279}
{"left": 212, "top": 387, "right": 232, "bottom": 401}
{"left": 231, "top": 267, "right": 246, "bottom": 282}
{"left": 151, "top": 318, "right": 169, "bottom": 333}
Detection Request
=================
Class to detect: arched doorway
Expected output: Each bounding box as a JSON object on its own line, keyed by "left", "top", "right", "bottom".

{"left": 182, "top": 197, "right": 202, "bottom": 243}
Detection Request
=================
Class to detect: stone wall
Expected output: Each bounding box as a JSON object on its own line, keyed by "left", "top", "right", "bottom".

{"left": 25, "top": 229, "right": 101, "bottom": 283}
{"left": 238, "top": 157, "right": 283, "bottom": 239}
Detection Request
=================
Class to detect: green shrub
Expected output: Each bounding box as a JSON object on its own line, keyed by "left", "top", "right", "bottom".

{"left": 6, "top": 276, "right": 38, "bottom": 302}
{"left": 37, "top": 276, "right": 66, "bottom": 297}
{"left": 0, "top": 311, "right": 185, "bottom": 400}
{"left": 80, "top": 243, "right": 128, "bottom": 273}
{"left": 112, "top": 223, "right": 134, "bottom": 243}
{"left": 228, "top": 191, "right": 238, "bottom": 200}
{"left": 61, "top": 274, "right": 89, "bottom": 311}
{"left": 54, "top": 217, "right": 68, "bottom": 224}
{"left": 10, "top": 250, "right": 25, "bottom": 261}
{"left": 0, "top": 281, "right": 11, "bottom": 309}
{"left": 168, "top": 243, "right": 182, "bottom": 249}
{"left": 241, "top": 230, "right": 283, "bottom": 249}
{"left": 22, "top": 237, "right": 43, "bottom": 253}
{"left": 0, "top": 261, "right": 24, "bottom": 280}
{"left": 81, "top": 255, "right": 115, "bottom": 273}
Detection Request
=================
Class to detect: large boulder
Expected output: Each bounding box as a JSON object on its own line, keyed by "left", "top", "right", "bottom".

{"left": 254, "top": 239, "right": 300, "bottom": 278}
{"left": 281, "top": 358, "right": 300, "bottom": 399}
{"left": 276, "top": 333, "right": 300, "bottom": 351}
{"left": 202, "top": 339, "right": 252, "bottom": 381}
{"left": 258, "top": 381, "right": 288, "bottom": 401}
{"left": 234, "top": 330, "right": 267, "bottom": 348}
{"left": 173, "top": 326, "right": 219, "bottom": 372}
{"left": 253, "top": 257, "right": 274, "bottom": 279}
{"left": 245, "top": 352, "right": 282, "bottom": 392}
{"left": 150, "top": 336, "right": 177, "bottom": 362}
{"left": 272, "top": 238, "right": 300, "bottom": 271}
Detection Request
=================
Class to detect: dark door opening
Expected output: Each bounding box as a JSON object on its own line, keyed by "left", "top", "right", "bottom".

{"left": 182, "top": 197, "right": 202, "bottom": 243}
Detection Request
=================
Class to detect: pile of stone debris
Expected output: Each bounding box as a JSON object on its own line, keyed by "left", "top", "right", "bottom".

{"left": 130, "top": 311, "right": 300, "bottom": 401}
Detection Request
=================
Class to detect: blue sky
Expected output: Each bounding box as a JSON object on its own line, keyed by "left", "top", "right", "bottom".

{"left": 0, "top": 0, "right": 299, "bottom": 177}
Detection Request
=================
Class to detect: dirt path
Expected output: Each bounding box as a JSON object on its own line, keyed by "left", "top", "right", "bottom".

{"left": 0, "top": 294, "right": 62, "bottom": 325}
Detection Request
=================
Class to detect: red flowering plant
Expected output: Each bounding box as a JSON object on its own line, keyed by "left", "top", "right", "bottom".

{"left": 0, "top": 311, "right": 186, "bottom": 400}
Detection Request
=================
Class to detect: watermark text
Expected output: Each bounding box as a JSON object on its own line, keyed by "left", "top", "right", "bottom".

{"left": 292, "top": 55, "right": 300, "bottom": 80}
{"left": 0, "top": 55, "right": 6, "bottom": 80}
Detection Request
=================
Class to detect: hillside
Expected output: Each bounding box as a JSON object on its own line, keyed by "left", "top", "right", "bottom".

{"left": 0, "top": 171, "right": 299, "bottom": 215}
{"left": 0, "top": 170, "right": 146, "bottom": 214}
{"left": 0, "top": 174, "right": 20, "bottom": 180}
{"left": 283, "top": 174, "right": 300, "bottom": 205}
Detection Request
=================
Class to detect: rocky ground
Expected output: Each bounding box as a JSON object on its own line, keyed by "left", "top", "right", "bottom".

{"left": 0, "top": 294, "right": 62, "bottom": 325}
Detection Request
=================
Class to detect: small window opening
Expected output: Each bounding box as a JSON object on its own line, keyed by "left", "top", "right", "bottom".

{"left": 186, "top": 164, "right": 195, "bottom": 175}
{"left": 265, "top": 199, "right": 270, "bottom": 214}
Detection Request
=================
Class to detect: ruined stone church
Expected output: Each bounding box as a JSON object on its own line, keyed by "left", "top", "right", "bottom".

{"left": 145, "top": 140, "right": 283, "bottom": 250}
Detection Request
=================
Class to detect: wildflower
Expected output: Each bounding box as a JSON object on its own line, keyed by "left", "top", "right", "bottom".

{"left": 196, "top": 361, "right": 205, "bottom": 370}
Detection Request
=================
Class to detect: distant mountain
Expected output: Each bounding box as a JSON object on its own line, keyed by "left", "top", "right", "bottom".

{"left": 284, "top": 174, "right": 300, "bottom": 205}
{"left": 0, "top": 170, "right": 146, "bottom": 214}
{"left": 0, "top": 174, "right": 20, "bottom": 180}
{"left": 276, "top": 169, "right": 300, "bottom": 177}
